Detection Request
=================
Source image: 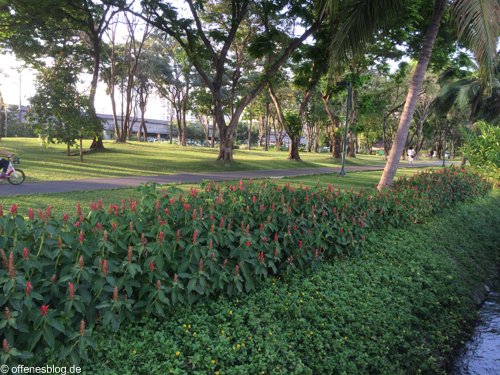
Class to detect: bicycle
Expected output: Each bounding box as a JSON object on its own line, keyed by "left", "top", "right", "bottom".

{"left": 0, "top": 156, "right": 25, "bottom": 185}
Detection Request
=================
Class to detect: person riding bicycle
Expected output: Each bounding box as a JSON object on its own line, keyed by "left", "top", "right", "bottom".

{"left": 0, "top": 149, "right": 13, "bottom": 178}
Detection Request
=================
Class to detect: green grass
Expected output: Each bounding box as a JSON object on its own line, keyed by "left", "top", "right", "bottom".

{"left": 81, "top": 193, "right": 500, "bottom": 374}
{"left": 1, "top": 137, "right": 389, "bottom": 182}
{"left": 2, "top": 168, "right": 437, "bottom": 216}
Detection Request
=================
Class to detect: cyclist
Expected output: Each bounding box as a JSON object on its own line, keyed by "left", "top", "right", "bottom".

{"left": 0, "top": 149, "right": 13, "bottom": 178}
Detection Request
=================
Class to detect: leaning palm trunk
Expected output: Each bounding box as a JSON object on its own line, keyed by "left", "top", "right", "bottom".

{"left": 377, "top": 0, "right": 447, "bottom": 189}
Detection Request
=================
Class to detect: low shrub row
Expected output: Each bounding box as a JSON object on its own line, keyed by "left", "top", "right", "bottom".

{"left": 0, "top": 168, "right": 491, "bottom": 364}
{"left": 86, "top": 191, "right": 500, "bottom": 374}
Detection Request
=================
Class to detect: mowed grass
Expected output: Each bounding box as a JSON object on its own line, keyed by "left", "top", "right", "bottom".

{"left": 3, "top": 168, "right": 436, "bottom": 216}
{"left": 0, "top": 137, "right": 389, "bottom": 182}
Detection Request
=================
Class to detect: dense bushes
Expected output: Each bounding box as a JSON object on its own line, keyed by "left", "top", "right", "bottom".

{"left": 0, "top": 168, "right": 491, "bottom": 363}
{"left": 87, "top": 192, "right": 500, "bottom": 374}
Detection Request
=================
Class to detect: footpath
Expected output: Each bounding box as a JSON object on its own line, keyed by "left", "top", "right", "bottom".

{"left": 0, "top": 162, "right": 447, "bottom": 197}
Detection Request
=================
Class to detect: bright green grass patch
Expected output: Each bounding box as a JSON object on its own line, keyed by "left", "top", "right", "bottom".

{"left": 2, "top": 168, "right": 435, "bottom": 216}
{"left": 81, "top": 193, "right": 500, "bottom": 374}
{"left": 0, "top": 138, "right": 387, "bottom": 182}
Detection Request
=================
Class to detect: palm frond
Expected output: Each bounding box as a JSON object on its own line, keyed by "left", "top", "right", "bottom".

{"left": 328, "top": 0, "right": 408, "bottom": 62}
{"left": 451, "top": 0, "right": 500, "bottom": 88}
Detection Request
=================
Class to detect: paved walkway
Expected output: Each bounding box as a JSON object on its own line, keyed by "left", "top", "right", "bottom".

{"left": 0, "top": 162, "right": 447, "bottom": 197}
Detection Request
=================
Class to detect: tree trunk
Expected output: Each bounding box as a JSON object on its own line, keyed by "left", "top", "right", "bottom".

{"left": 217, "top": 126, "right": 233, "bottom": 161}
{"left": 377, "top": 0, "right": 446, "bottom": 189}
{"left": 79, "top": 134, "right": 84, "bottom": 162}
{"left": 67, "top": 142, "right": 70, "bottom": 156}
{"left": 288, "top": 135, "right": 301, "bottom": 161}
{"left": 247, "top": 110, "right": 253, "bottom": 149}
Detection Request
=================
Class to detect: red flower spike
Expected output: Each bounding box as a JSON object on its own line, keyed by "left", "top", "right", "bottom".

{"left": 259, "top": 223, "right": 264, "bottom": 232}
{"left": 210, "top": 214, "right": 214, "bottom": 221}
{"left": 245, "top": 241, "right": 252, "bottom": 247}
{"left": 40, "top": 305, "right": 49, "bottom": 316}
{"left": 169, "top": 198, "right": 175, "bottom": 205}
{"left": 63, "top": 213, "right": 69, "bottom": 223}
{"left": 76, "top": 203, "right": 82, "bottom": 216}
{"left": 113, "top": 287, "right": 118, "bottom": 302}
{"left": 210, "top": 224, "right": 215, "bottom": 233}
{"left": 22, "top": 247, "right": 29, "bottom": 260}
{"left": 193, "top": 229, "right": 198, "bottom": 244}
{"left": 90, "top": 202, "right": 97, "bottom": 211}
{"left": 262, "top": 236, "right": 267, "bottom": 244}
{"left": 96, "top": 222, "right": 103, "bottom": 232}
{"left": 73, "top": 220, "right": 81, "bottom": 228}
{"left": 103, "top": 260, "right": 109, "bottom": 275}
{"left": 9, "top": 204, "right": 17, "bottom": 216}
{"left": 165, "top": 207, "right": 169, "bottom": 216}
{"left": 298, "top": 240, "right": 303, "bottom": 249}
{"left": 192, "top": 209, "right": 197, "bottom": 220}
{"left": 258, "top": 251, "right": 265, "bottom": 263}
{"left": 68, "top": 282, "right": 75, "bottom": 300}
{"left": 149, "top": 261, "right": 155, "bottom": 271}
{"left": 158, "top": 231, "right": 165, "bottom": 243}
{"left": 78, "top": 231, "right": 85, "bottom": 244}
{"left": 209, "top": 239, "right": 213, "bottom": 250}
{"left": 260, "top": 204, "right": 264, "bottom": 214}
{"left": 98, "top": 198, "right": 103, "bottom": 210}
{"left": 28, "top": 207, "right": 34, "bottom": 220}
{"left": 25, "top": 281, "right": 32, "bottom": 296}
{"left": 252, "top": 196, "right": 257, "bottom": 203}
{"left": 274, "top": 248, "right": 279, "bottom": 258}
{"left": 183, "top": 203, "right": 191, "bottom": 211}
{"left": 80, "top": 320, "right": 85, "bottom": 336}
{"left": 0, "top": 205, "right": 3, "bottom": 217}
{"left": 245, "top": 224, "right": 250, "bottom": 237}
{"left": 199, "top": 258, "right": 204, "bottom": 273}
{"left": 129, "top": 221, "right": 134, "bottom": 232}
{"left": 219, "top": 217, "right": 225, "bottom": 228}
{"left": 112, "top": 222, "right": 117, "bottom": 232}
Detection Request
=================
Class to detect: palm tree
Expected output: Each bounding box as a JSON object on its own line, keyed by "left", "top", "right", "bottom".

{"left": 327, "top": 0, "right": 499, "bottom": 189}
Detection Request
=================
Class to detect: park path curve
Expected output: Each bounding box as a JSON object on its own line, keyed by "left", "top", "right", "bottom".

{"left": 0, "top": 162, "right": 446, "bottom": 197}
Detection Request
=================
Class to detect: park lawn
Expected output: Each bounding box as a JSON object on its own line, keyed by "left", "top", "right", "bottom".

{"left": 0, "top": 137, "right": 389, "bottom": 182}
{"left": 2, "top": 168, "right": 435, "bottom": 216}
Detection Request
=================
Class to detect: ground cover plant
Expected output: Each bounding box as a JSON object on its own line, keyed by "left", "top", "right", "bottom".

{"left": 85, "top": 192, "right": 500, "bottom": 374}
{"left": 0, "top": 168, "right": 491, "bottom": 364}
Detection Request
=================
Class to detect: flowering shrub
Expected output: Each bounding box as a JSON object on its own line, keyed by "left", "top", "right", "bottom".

{"left": 0, "top": 167, "right": 491, "bottom": 364}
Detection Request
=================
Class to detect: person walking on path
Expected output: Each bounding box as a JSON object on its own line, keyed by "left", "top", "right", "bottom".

{"left": 407, "top": 147, "right": 416, "bottom": 164}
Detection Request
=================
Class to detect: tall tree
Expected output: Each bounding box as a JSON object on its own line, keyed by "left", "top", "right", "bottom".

{"left": 328, "top": 0, "right": 499, "bottom": 188}
{"left": 130, "top": 0, "right": 325, "bottom": 161}
{"left": 1, "top": 0, "right": 126, "bottom": 150}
